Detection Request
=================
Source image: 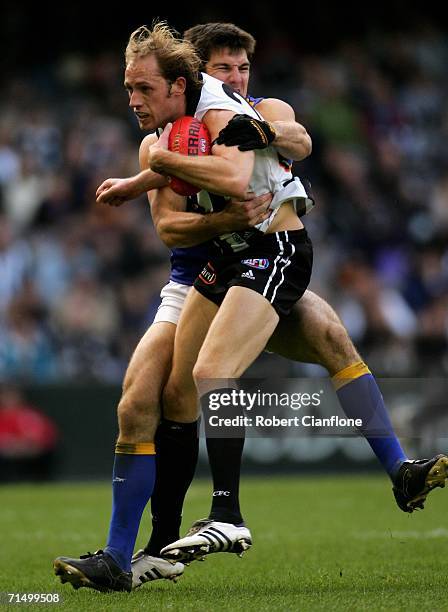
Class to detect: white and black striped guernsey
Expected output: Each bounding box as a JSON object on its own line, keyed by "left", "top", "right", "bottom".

{"left": 192, "top": 73, "right": 311, "bottom": 253}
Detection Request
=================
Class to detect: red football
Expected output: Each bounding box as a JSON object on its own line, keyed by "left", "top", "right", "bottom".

{"left": 167, "top": 116, "right": 211, "bottom": 196}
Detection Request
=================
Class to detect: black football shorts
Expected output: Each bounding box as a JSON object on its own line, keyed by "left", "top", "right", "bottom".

{"left": 194, "top": 229, "right": 313, "bottom": 316}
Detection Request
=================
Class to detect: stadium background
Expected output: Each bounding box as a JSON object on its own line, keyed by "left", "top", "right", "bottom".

{"left": 1, "top": 3, "right": 448, "bottom": 479}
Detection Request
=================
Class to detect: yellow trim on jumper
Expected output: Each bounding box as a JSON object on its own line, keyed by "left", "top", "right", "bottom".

{"left": 115, "top": 442, "right": 156, "bottom": 455}
{"left": 331, "top": 361, "right": 371, "bottom": 391}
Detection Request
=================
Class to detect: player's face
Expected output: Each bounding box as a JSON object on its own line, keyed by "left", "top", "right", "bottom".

{"left": 205, "top": 48, "right": 250, "bottom": 97}
{"left": 124, "top": 55, "right": 183, "bottom": 130}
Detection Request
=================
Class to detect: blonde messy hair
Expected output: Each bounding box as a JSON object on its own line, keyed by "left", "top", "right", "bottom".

{"left": 126, "top": 21, "right": 202, "bottom": 90}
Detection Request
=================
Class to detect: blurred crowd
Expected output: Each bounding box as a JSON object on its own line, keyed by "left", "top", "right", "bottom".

{"left": 1, "top": 24, "right": 447, "bottom": 384}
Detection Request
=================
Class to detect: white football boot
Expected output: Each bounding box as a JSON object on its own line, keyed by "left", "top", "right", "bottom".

{"left": 160, "top": 518, "right": 252, "bottom": 563}
{"left": 131, "top": 549, "right": 185, "bottom": 589}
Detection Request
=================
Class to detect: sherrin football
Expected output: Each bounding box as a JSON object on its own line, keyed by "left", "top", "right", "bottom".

{"left": 167, "top": 116, "right": 211, "bottom": 196}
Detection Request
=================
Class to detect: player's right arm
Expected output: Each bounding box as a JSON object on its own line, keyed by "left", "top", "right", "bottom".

{"left": 97, "top": 131, "right": 271, "bottom": 247}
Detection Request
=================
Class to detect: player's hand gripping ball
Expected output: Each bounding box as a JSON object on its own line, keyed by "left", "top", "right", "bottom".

{"left": 167, "top": 116, "right": 211, "bottom": 196}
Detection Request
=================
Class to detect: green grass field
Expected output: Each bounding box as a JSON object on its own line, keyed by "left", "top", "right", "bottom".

{"left": 1, "top": 475, "right": 448, "bottom": 611}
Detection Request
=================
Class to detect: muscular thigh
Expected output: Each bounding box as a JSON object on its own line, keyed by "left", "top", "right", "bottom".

{"left": 267, "top": 290, "right": 360, "bottom": 375}
{"left": 195, "top": 286, "right": 279, "bottom": 381}
{"left": 169, "top": 287, "right": 219, "bottom": 387}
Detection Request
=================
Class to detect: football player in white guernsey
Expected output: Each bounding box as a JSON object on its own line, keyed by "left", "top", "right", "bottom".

{"left": 54, "top": 21, "right": 311, "bottom": 593}
{"left": 142, "top": 20, "right": 316, "bottom": 550}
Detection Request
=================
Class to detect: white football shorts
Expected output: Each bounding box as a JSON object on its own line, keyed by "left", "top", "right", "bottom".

{"left": 153, "top": 280, "right": 192, "bottom": 325}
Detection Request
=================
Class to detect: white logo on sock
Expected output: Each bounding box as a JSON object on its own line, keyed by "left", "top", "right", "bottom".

{"left": 113, "top": 477, "right": 126, "bottom": 483}
{"left": 213, "top": 490, "right": 230, "bottom": 496}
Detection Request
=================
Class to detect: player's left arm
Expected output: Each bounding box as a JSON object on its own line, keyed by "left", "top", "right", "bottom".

{"left": 257, "top": 98, "right": 312, "bottom": 161}
{"left": 149, "top": 110, "right": 255, "bottom": 200}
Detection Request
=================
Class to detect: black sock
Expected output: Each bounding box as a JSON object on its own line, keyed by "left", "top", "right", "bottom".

{"left": 206, "top": 437, "right": 245, "bottom": 524}
{"left": 145, "top": 418, "right": 199, "bottom": 557}
{"left": 202, "top": 388, "right": 245, "bottom": 525}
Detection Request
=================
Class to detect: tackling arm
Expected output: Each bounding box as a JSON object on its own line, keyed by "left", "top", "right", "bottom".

{"left": 258, "top": 98, "right": 312, "bottom": 161}
{"left": 216, "top": 99, "right": 312, "bottom": 161}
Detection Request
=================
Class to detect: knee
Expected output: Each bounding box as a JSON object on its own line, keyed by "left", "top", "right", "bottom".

{"left": 117, "top": 383, "right": 160, "bottom": 437}
{"left": 192, "top": 360, "right": 213, "bottom": 384}
{"left": 163, "top": 377, "right": 199, "bottom": 422}
{"left": 193, "top": 358, "right": 239, "bottom": 382}
{"left": 162, "top": 378, "right": 181, "bottom": 414}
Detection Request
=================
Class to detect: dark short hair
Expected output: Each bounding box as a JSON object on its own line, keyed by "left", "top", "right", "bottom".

{"left": 184, "top": 23, "right": 256, "bottom": 68}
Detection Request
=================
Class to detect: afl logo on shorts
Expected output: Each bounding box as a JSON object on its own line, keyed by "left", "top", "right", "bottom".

{"left": 242, "top": 258, "right": 269, "bottom": 270}
{"left": 199, "top": 264, "right": 217, "bottom": 285}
